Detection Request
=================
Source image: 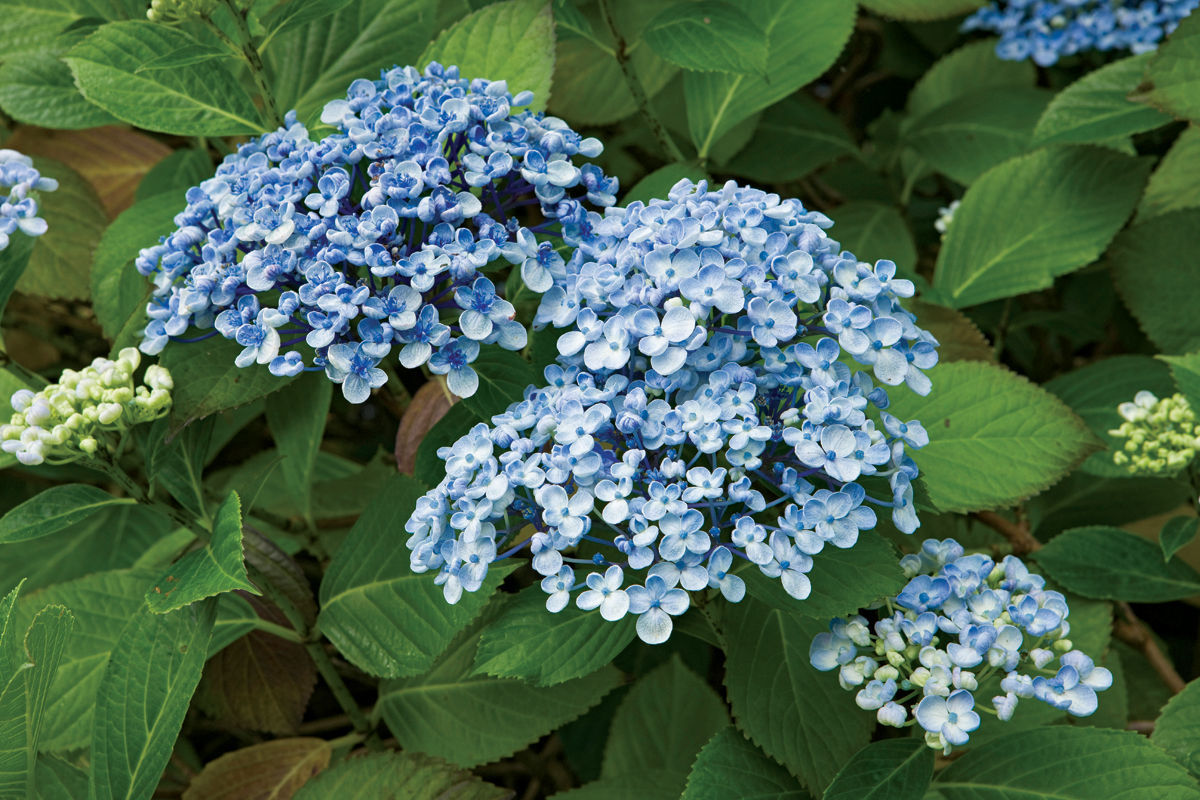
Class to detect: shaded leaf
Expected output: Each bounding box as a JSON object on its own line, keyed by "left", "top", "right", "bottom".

{"left": 182, "top": 737, "right": 331, "bottom": 800}
{"left": 161, "top": 336, "right": 296, "bottom": 431}
{"left": 622, "top": 162, "right": 707, "bottom": 205}
{"left": 823, "top": 739, "right": 931, "bottom": 800}
{"left": 266, "top": 372, "right": 332, "bottom": 521}
{"left": 1161, "top": 517, "right": 1199, "bottom": 563}
{"left": 1034, "top": 53, "right": 1172, "bottom": 145}
{"left": 1138, "top": 125, "right": 1200, "bottom": 221}
{"left": 396, "top": 381, "right": 455, "bottom": 475}
{"left": 1111, "top": 211, "right": 1200, "bottom": 354}
{"left": 829, "top": 201, "right": 917, "bottom": 275}
{"left": 724, "top": 93, "right": 857, "bottom": 182}
{"left": 91, "top": 191, "right": 178, "bottom": 340}
{"left": 1035, "top": 526, "right": 1200, "bottom": 602}
{"left": 906, "top": 39, "right": 1033, "bottom": 118}
{"left": 1136, "top": 11, "right": 1200, "bottom": 123}
{"left": 1152, "top": 677, "right": 1200, "bottom": 780}
{"left": 0, "top": 484, "right": 134, "bottom": 544}
{"left": 292, "top": 750, "right": 508, "bottom": 800}
{"left": 859, "top": 0, "right": 982, "bottom": 21}
{"left": 681, "top": 726, "right": 809, "bottom": 800}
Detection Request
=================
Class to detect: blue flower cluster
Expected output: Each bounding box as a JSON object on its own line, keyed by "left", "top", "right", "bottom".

{"left": 963, "top": 0, "right": 1199, "bottom": 65}
{"left": 405, "top": 178, "right": 940, "bottom": 644}
{"left": 135, "top": 63, "right": 617, "bottom": 402}
{"left": 810, "top": 539, "right": 1112, "bottom": 754}
{"left": 0, "top": 149, "right": 57, "bottom": 253}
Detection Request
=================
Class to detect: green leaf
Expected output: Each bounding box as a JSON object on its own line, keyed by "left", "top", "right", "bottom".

{"left": 473, "top": 584, "right": 636, "bottom": 686}
{"left": 65, "top": 21, "right": 264, "bottom": 136}
{"left": 858, "top": 0, "right": 982, "bottom": 21}
{"left": 1161, "top": 517, "right": 1199, "bottom": 563}
{"left": 0, "top": 484, "right": 134, "bottom": 544}
{"left": 414, "top": 402, "right": 483, "bottom": 482}
{"left": 14, "top": 159, "right": 107, "bottom": 302}
{"left": 319, "top": 473, "right": 511, "bottom": 678}
{"left": 1163, "top": 350, "right": 1200, "bottom": 413}
{"left": 548, "top": 0, "right": 679, "bottom": 127}
{"left": 603, "top": 656, "right": 727, "bottom": 784}
{"left": 1111, "top": 211, "right": 1200, "bottom": 354}
{"left": 720, "top": 599, "right": 873, "bottom": 793}
{"left": 884, "top": 361, "right": 1100, "bottom": 513}
{"left": 903, "top": 299, "right": 994, "bottom": 364}
{"left": 644, "top": 2, "right": 767, "bottom": 75}
{"left": 0, "top": 0, "right": 145, "bottom": 57}
{"left": 1043, "top": 355, "right": 1177, "bottom": 477}
{"left": 0, "top": 40, "right": 119, "bottom": 129}
{"left": 35, "top": 755, "right": 89, "bottom": 800}
{"left": 460, "top": 347, "right": 538, "bottom": 419}
{"left": 933, "top": 146, "right": 1149, "bottom": 308}
{"left": 742, "top": 529, "right": 904, "bottom": 620}
{"left": 685, "top": 0, "right": 856, "bottom": 158}
{"left": 1136, "top": 11, "right": 1200, "bottom": 123}
{"left": 419, "top": 0, "right": 554, "bottom": 111}
{"left": 904, "top": 87, "right": 1052, "bottom": 186}
{"left": 376, "top": 612, "right": 620, "bottom": 767}
{"left": 135, "top": 148, "right": 212, "bottom": 203}
{"left": 622, "top": 162, "right": 708, "bottom": 205}
{"left": 723, "top": 93, "right": 858, "bottom": 183}
{"left": 1139, "top": 126, "right": 1200, "bottom": 221}
{"left": 1027, "top": 472, "right": 1191, "bottom": 539}
{"left": 933, "top": 727, "right": 1200, "bottom": 799}
{"left": 293, "top": 750, "right": 506, "bottom": 800}
{"left": 1035, "top": 526, "right": 1200, "bottom": 602}
{"left": 259, "top": 0, "right": 355, "bottom": 44}
{"left": 160, "top": 336, "right": 295, "bottom": 430}
{"left": 88, "top": 600, "right": 216, "bottom": 800}
{"left": 0, "top": 601, "right": 73, "bottom": 799}
{"left": 147, "top": 492, "right": 258, "bottom": 613}
{"left": 0, "top": 232, "right": 35, "bottom": 328}
{"left": 551, "top": 771, "right": 684, "bottom": 800}
{"left": 265, "top": 0, "right": 437, "bottom": 125}
{"left": 822, "top": 739, "right": 931, "bottom": 800}
{"left": 266, "top": 372, "right": 331, "bottom": 521}
{"left": 91, "top": 191, "right": 178, "bottom": 341}
{"left": 829, "top": 201, "right": 917, "bottom": 275}
{"left": 906, "top": 39, "right": 1034, "bottom": 118}
{"left": 132, "top": 38, "right": 231, "bottom": 73}
{"left": 1152, "top": 677, "right": 1200, "bottom": 779}
{"left": 681, "top": 726, "right": 809, "bottom": 800}
{"left": 1034, "top": 54, "right": 1172, "bottom": 145}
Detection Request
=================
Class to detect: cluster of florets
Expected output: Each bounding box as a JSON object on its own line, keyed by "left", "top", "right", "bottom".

{"left": 405, "top": 178, "right": 940, "bottom": 645}
{"left": 0, "top": 149, "right": 57, "bottom": 253}
{"left": 810, "top": 538, "right": 1112, "bottom": 754}
{"left": 1, "top": 349, "right": 172, "bottom": 466}
{"left": 135, "top": 63, "right": 617, "bottom": 402}
{"left": 145, "top": 0, "right": 221, "bottom": 22}
{"left": 1110, "top": 390, "right": 1200, "bottom": 475}
{"left": 963, "top": 0, "right": 1199, "bottom": 65}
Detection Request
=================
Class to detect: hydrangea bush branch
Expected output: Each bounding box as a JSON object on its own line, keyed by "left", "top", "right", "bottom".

{"left": 405, "top": 178, "right": 940, "bottom": 644}
{"left": 810, "top": 538, "right": 1112, "bottom": 754}
{"left": 135, "top": 63, "right": 618, "bottom": 403}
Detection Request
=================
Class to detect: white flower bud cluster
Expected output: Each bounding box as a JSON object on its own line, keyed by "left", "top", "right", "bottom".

{"left": 146, "top": 0, "right": 220, "bottom": 22}
{"left": 1110, "top": 390, "right": 1200, "bottom": 475}
{"left": 934, "top": 200, "right": 961, "bottom": 237}
{"left": 0, "top": 348, "right": 173, "bottom": 466}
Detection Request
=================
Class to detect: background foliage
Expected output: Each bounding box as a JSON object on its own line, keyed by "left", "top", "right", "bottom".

{"left": 2, "top": 0, "right": 1200, "bottom": 797}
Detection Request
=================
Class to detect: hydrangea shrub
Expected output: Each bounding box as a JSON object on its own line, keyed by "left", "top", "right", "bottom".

{"left": 0, "top": 0, "right": 1198, "bottom": 798}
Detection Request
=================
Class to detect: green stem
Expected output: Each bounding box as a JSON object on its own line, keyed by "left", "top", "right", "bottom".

{"left": 218, "top": 0, "right": 284, "bottom": 129}
{"left": 251, "top": 617, "right": 304, "bottom": 644}
{"left": 598, "top": 0, "right": 685, "bottom": 165}
{"left": 898, "top": 159, "right": 925, "bottom": 207}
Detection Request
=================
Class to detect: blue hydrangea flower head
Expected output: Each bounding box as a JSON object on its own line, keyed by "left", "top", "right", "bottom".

{"left": 963, "top": 0, "right": 1199, "bottom": 65}
{"left": 0, "top": 149, "right": 57, "bottom": 252}
{"left": 134, "top": 63, "right": 618, "bottom": 403}
{"left": 405, "top": 180, "right": 940, "bottom": 645}
{"left": 810, "top": 538, "right": 1112, "bottom": 754}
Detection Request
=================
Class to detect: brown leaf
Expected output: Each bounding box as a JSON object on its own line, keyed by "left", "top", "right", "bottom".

{"left": 182, "top": 738, "right": 331, "bottom": 800}
{"left": 395, "top": 380, "right": 456, "bottom": 474}
{"left": 6, "top": 126, "right": 172, "bottom": 217}
{"left": 198, "top": 598, "right": 316, "bottom": 734}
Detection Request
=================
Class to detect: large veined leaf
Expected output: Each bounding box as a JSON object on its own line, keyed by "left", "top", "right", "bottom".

{"left": 181, "top": 737, "right": 332, "bottom": 800}
{"left": 720, "top": 599, "right": 874, "bottom": 793}
{"left": 266, "top": 372, "right": 332, "bottom": 521}
{"left": 1034, "top": 54, "right": 1172, "bottom": 145}
{"left": 1153, "top": 678, "right": 1200, "bottom": 780}
{"left": 933, "top": 146, "right": 1149, "bottom": 308}
{"left": 681, "top": 727, "right": 808, "bottom": 800}
{"left": 906, "top": 39, "right": 1034, "bottom": 118}
{"left": 473, "top": 584, "right": 636, "bottom": 686}
{"left": 147, "top": 492, "right": 258, "bottom": 613}
{"left": 65, "top": 21, "right": 265, "bottom": 136}
{"left": 0, "top": 35, "right": 119, "bottom": 129}
{"left": 931, "top": 727, "right": 1200, "bottom": 799}
{"left": 602, "top": 656, "right": 728, "bottom": 785}
{"left": 643, "top": 1, "right": 767, "bottom": 75}
{"left": 292, "top": 750, "right": 508, "bottom": 800}
{"left": 1162, "top": 350, "right": 1200, "bottom": 413}
{"left": 376, "top": 612, "right": 620, "bottom": 767}
{"left": 684, "top": 0, "right": 856, "bottom": 158}
{"left": 264, "top": 0, "right": 437, "bottom": 125}
{"left": 160, "top": 336, "right": 296, "bottom": 431}
{"left": 828, "top": 201, "right": 917, "bottom": 275}
{"left": 1110, "top": 210, "right": 1200, "bottom": 354}
{"left": 1043, "top": 355, "right": 1177, "bottom": 477}
{"left": 724, "top": 93, "right": 858, "bottom": 183}
{"left": 1034, "top": 526, "right": 1200, "bottom": 602}
{"left": 460, "top": 348, "right": 539, "bottom": 420}
{"left": 91, "top": 191, "right": 179, "bottom": 341}
{"left": 823, "top": 739, "right": 931, "bottom": 800}
{"left": 419, "top": 0, "right": 555, "bottom": 110}
{"left": 904, "top": 87, "right": 1052, "bottom": 186}
{"left": 0, "top": 484, "right": 134, "bottom": 544}
{"left": 0, "top": 0, "right": 145, "bottom": 57}
{"left": 1138, "top": 126, "right": 1200, "bottom": 220}
{"left": 88, "top": 600, "right": 217, "bottom": 800}
{"left": 319, "top": 473, "right": 511, "bottom": 678}
{"left": 858, "top": 0, "right": 983, "bottom": 21}
{"left": 884, "top": 361, "right": 1101, "bottom": 513}
{"left": 1136, "top": 11, "right": 1200, "bottom": 123}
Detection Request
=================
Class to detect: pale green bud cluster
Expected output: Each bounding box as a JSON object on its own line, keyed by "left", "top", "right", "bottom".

{"left": 1109, "top": 390, "right": 1200, "bottom": 475}
{"left": 146, "top": 0, "right": 219, "bottom": 22}
{"left": 0, "top": 348, "right": 173, "bottom": 466}
{"left": 934, "top": 199, "right": 961, "bottom": 237}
